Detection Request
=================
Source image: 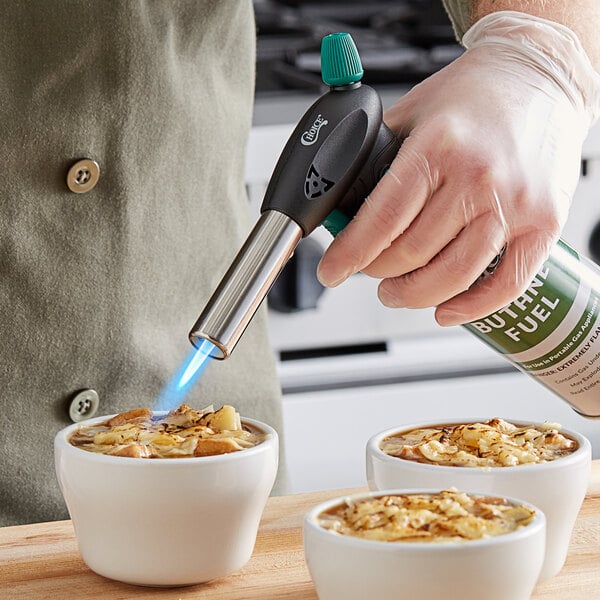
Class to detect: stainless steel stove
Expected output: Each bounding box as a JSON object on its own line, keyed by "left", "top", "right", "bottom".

{"left": 254, "top": 0, "right": 462, "bottom": 97}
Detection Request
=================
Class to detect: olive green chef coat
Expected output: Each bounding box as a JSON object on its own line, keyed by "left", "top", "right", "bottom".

{"left": 441, "top": 0, "right": 470, "bottom": 40}
{"left": 0, "top": 0, "right": 285, "bottom": 527}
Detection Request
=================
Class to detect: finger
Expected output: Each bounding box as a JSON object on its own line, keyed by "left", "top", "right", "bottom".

{"left": 363, "top": 181, "right": 485, "bottom": 279}
{"left": 383, "top": 92, "right": 419, "bottom": 138}
{"left": 316, "top": 133, "right": 437, "bottom": 287}
{"left": 434, "top": 230, "right": 557, "bottom": 326}
{"left": 377, "top": 211, "right": 507, "bottom": 309}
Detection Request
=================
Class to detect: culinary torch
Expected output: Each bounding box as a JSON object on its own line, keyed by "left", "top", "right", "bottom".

{"left": 186, "top": 31, "right": 600, "bottom": 418}
{"left": 189, "top": 32, "right": 400, "bottom": 359}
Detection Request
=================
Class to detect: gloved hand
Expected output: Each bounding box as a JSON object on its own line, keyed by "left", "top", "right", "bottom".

{"left": 316, "top": 10, "right": 600, "bottom": 326}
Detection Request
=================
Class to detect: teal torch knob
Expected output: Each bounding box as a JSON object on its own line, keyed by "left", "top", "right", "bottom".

{"left": 321, "top": 32, "right": 364, "bottom": 87}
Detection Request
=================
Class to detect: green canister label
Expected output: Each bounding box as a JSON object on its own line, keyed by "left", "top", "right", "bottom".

{"left": 465, "top": 240, "right": 600, "bottom": 416}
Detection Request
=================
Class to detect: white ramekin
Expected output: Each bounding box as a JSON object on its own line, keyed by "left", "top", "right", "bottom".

{"left": 304, "top": 488, "right": 546, "bottom": 600}
{"left": 55, "top": 414, "right": 278, "bottom": 586}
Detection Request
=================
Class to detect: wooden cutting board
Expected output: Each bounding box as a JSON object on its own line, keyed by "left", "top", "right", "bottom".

{"left": 1, "top": 461, "right": 599, "bottom": 599}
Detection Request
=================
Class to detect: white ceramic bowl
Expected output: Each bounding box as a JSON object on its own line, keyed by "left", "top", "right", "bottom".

{"left": 55, "top": 413, "right": 278, "bottom": 586}
{"left": 366, "top": 418, "right": 591, "bottom": 581}
{"left": 304, "top": 489, "right": 546, "bottom": 600}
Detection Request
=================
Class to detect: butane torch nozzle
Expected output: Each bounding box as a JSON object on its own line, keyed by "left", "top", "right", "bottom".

{"left": 189, "top": 210, "right": 303, "bottom": 359}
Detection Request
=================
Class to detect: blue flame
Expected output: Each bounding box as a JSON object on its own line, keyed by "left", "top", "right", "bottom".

{"left": 154, "top": 339, "right": 216, "bottom": 412}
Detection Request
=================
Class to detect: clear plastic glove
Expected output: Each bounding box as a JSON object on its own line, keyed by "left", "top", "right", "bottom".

{"left": 316, "top": 11, "right": 600, "bottom": 326}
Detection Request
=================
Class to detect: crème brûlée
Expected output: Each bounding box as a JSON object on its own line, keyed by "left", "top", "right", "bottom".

{"left": 317, "top": 489, "right": 536, "bottom": 543}
{"left": 69, "top": 404, "right": 268, "bottom": 458}
{"left": 380, "top": 418, "right": 577, "bottom": 467}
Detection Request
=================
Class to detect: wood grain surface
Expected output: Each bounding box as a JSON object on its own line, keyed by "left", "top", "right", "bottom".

{"left": 1, "top": 461, "right": 599, "bottom": 599}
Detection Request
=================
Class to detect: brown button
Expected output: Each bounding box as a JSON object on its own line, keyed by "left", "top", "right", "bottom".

{"left": 66, "top": 159, "right": 100, "bottom": 193}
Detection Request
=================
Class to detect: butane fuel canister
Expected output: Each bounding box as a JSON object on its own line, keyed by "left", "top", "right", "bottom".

{"left": 466, "top": 240, "right": 600, "bottom": 417}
